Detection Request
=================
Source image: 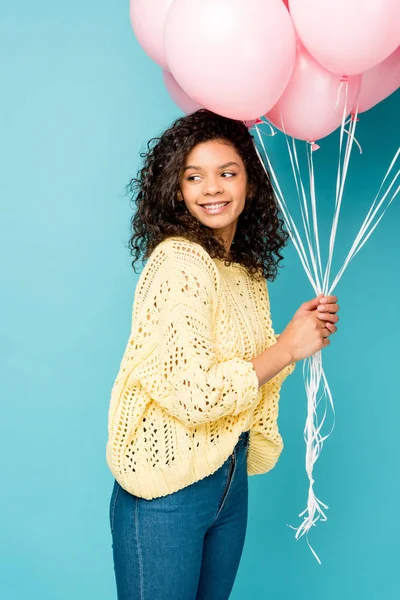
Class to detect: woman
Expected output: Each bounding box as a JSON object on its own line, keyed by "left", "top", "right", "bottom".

{"left": 106, "top": 109, "right": 339, "bottom": 599}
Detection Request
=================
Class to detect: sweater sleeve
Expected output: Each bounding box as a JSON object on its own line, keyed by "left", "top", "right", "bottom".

{"left": 128, "top": 241, "right": 262, "bottom": 428}
{"left": 246, "top": 324, "right": 295, "bottom": 473}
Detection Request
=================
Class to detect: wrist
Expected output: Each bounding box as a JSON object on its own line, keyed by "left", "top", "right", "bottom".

{"left": 275, "top": 335, "right": 295, "bottom": 366}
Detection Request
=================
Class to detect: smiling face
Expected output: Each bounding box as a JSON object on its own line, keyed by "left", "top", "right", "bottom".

{"left": 178, "top": 139, "right": 249, "bottom": 253}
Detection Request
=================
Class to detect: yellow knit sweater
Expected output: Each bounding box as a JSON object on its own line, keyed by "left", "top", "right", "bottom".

{"left": 106, "top": 236, "right": 295, "bottom": 499}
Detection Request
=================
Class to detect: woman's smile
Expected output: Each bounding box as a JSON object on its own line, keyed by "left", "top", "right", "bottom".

{"left": 200, "top": 201, "right": 231, "bottom": 214}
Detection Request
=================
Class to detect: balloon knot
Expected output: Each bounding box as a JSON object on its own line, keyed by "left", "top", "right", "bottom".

{"left": 340, "top": 75, "right": 349, "bottom": 82}
{"left": 308, "top": 141, "right": 320, "bottom": 151}
{"left": 255, "top": 118, "right": 264, "bottom": 125}
{"left": 350, "top": 113, "right": 360, "bottom": 122}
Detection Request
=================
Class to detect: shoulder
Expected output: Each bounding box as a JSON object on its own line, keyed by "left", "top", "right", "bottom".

{"left": 150, "top": 236, "right": 220, "bottom": 288}
{"left": 134, "top": 237, "right": 220, "bottom": 310}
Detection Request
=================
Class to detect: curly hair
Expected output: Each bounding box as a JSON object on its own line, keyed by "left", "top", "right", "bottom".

{"left": 126, "top": 108, "right": 289, "bottom": 282}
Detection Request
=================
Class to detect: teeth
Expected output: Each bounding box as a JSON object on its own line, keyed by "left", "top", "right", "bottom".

{"left": 202, "top": 202, "right": 228, "bottom": 208}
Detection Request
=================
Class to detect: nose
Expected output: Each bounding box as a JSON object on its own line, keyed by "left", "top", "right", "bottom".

{"left": 202, "top": 175, "right": 224, "bottom": 197}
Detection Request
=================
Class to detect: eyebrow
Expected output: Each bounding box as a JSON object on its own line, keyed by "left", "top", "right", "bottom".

{"left": 183, "top": 161, "right": 240, "bottom": 172}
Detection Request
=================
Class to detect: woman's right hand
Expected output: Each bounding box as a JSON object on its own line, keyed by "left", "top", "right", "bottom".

{"left": 276, "top": 312, "right": 331, "bottom": 363}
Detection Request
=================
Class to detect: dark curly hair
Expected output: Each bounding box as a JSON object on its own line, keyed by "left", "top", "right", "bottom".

{"left": 126, "top": 108, "right": 289, "bottom": 282}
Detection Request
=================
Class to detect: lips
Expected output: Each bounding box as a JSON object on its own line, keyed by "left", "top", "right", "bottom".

{"left": 199, "top": 201, "right": 231, "bottom": 206}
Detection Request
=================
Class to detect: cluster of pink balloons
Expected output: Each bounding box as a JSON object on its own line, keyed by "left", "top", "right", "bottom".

{"left": 130, "top": 0, "right": 400, "bottom": 142}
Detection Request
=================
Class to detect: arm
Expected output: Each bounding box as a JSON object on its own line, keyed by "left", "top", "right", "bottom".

{"left": 250, "top": 338, "right": 293, "bottom": 388}
{"left": 124, "top": 241, "right": 265, "bottom": 428}
{"left": 247, "top": 342, "right": 295, "bottom": 474}
{"left": 246, "top": 284, "right": 296, "bottom": 473}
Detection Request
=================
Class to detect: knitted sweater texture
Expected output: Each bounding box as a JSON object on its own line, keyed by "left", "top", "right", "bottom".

{"left": 106, "top": 236, "right": 295, "bottom": 499}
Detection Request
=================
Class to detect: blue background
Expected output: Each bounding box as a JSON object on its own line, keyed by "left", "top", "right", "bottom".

{"left": 1, "top": 1, "right": 399, "bottom": 598}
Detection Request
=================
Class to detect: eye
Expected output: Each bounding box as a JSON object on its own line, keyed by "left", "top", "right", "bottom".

{"left": 186, "top": 171, "right": 236, "bottom": 182}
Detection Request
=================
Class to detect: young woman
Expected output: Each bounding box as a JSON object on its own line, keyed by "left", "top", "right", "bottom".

{"left": 106, "top": 109, "right": 339, "bottom": 600}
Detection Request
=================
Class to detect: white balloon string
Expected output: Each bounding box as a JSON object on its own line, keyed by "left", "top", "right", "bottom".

{"left": 254, "top": 123, "right": 335, "bottom": 555}
{"left": 343, "top": 127, "right": 363, "bottom": 154}
{"left": 282, "top": 130, "right": 312, "bottom": 238}
{"left": 355, "top": 147, "right": 400, "bottom": 236}
{"left": 334, "top": 94, "right": 347, "bottom": 214}
{"left": 286, "top": 86, "right": 358, "bottom": 560}
{"left": 258, "top": 117, "right": 278, "bottom": 136}
{"left": 323, "top": 82, "right": 356, "bottom": 293}
{"left": 304, "top": 358, "right": 333, "bottom": 444}
{"left": 292, "top": 138, "right": 312, "bottom": 240}
{"left": 277, "top": 117, "right": 323, "bottom": 291}
{"left": 251, "top": 88, "right": 397, "bottom": 562}
{"left": 335, "top": 77, "right": 346, "bottom": 110}
{"left": 306, "top": 142, "right": 324, "bottom": 288}
{"left": 328, "top": 147, "right": 400, "bottom": 293}
{"left": 253, "top": 125, "right": 331, "bottom": 564}
{"left": 254, "top": 125, "right": 317, "bottom": 289}
{"left": 350, "top": 180, "right": 399, "bottom": 255}
{"left": 283, "top": 88, "right": 354, "bottom": 560}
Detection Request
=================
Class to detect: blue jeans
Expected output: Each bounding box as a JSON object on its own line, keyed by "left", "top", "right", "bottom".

{"left": 109, "top": 430, "right": 250, "bottom": 600}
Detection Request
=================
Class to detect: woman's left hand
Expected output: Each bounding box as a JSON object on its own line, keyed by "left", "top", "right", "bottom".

{"left": 292, "top": 293, "right": 340, "bottom": 336}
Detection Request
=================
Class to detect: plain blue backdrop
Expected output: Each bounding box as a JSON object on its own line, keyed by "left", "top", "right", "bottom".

{"left": 1, "top": 2, "right": 399, "bottom": 598}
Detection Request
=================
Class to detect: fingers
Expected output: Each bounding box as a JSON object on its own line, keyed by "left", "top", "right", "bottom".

{"left": 318, "top": 303, "right": 339, "bottom": 313}
{"left": 325, "top": 323, "right": 337, "bottom": 334}
{"left": 320, "top": 295, "right": 338, "bottom": 304}
{"left": 321, "top": 326, "right": 331, "bottom": 337}
{"left": 306, "top": 295, "right": 339, "bottom": 312}
{"left": 320, "top": 321, "right": 337, "bottom": 337}
{"left": 303, "top": 295, "right": 324, "bottom": 310}
{"left": 317, "top": 312, "right": 339, "bottom": 324}
{"left": 317, "top": 297, "right": 340, "bottom": 345}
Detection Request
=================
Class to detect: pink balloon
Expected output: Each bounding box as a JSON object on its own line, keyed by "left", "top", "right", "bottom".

{"left": 162, "top": 70, "right": 257, "bottom": 129}
{"left": 358, "top": 46, "right": 400, "bottom": 113}
{"left": 266, "top": 43, "right": 362, "bottom": 141}
{"left": 162, "top": 70, "right": 203, "bottom": 115}
{"left": 130, "top": 0, "right": 173, "bottom": 68}
{"left": 164, "top": 0, "right": 296, "bottom": 121}
{"left": 289, "top": 0, "right": 400, "bottom": 76}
